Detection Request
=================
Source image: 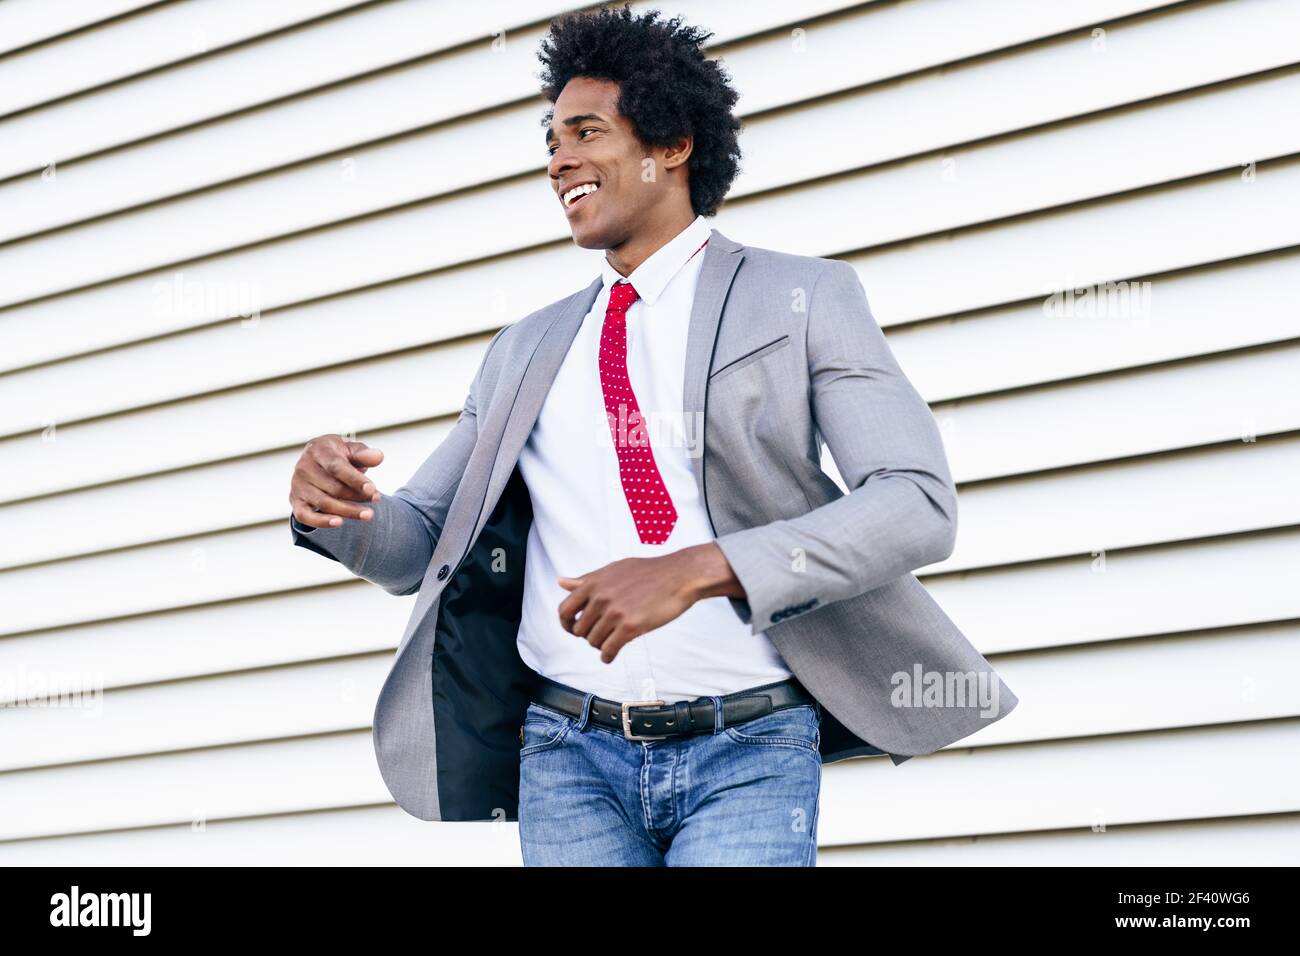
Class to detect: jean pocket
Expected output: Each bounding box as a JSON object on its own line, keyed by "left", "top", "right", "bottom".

{"left": 519, "top": 702, "right": 574, "bottom": 757}
{"left": 723, "top": 703, "right": 820, "bottom": 752}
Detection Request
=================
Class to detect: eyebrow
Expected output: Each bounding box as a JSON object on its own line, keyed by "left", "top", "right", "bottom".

{"left": 544, "top": 113, "right": 606, "bottom": 147}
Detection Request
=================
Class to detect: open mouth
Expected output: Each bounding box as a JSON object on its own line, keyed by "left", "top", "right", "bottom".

{"left": 562, "top": 182, "right": 599, "bottom": 213}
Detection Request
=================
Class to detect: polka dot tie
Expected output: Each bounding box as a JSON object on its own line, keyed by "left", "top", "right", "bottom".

{"left": 598, "top": 278, "right": 678, "bottom": 544}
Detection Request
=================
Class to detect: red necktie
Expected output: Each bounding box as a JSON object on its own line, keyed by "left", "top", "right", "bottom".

{"left": 598, "top": 279, "right": 678, "bottom": 544}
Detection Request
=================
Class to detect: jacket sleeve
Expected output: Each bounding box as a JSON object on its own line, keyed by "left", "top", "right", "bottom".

{"left": 712, "top": 260, "right": 957, "bottom": 633}
{"left": 288, "top": 325, "right": 508, "bottom": 596}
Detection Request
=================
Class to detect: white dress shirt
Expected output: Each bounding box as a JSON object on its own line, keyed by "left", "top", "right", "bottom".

{"left": 515, "top": 214, "right": 793, "bottom": 704}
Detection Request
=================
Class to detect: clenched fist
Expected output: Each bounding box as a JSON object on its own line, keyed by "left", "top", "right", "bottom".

{"left": 289, "top": 435, "right": 384, "bottom": 529}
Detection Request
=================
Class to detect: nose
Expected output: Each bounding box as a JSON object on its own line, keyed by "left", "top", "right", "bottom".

{"left": 548, "top": 144, "right": 580, "bottom": 184}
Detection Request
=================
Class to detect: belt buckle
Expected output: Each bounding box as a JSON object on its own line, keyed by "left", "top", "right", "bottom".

{"left": 621, "top": 699, "right": 669, "bottom": 741}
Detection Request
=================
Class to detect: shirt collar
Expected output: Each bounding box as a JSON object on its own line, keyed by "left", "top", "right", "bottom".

{"left": 598, "top": 214, "right": 712, "bottom": 307}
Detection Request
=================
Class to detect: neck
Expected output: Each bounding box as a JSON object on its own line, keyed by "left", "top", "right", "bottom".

{"left": 604, "top": 205, "right": 696, "bottom": 277}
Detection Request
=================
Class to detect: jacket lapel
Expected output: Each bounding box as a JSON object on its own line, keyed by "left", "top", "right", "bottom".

{"left": 469, "top": 226, "right": 745, "bottom": 546}
{"left": 466, "top": 274, "right": 602, "bottom": 544}
{"left": 682, "top": 228, "right": 744, "bottom": 510}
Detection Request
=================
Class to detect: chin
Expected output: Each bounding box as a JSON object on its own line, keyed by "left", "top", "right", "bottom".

{"left": 569, "top": 223, "right": 608, "bottom": 250}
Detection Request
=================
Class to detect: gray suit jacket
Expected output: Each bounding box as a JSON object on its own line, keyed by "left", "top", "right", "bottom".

{"left": 290, "top": 227, "right": 1019, "bottom": 821}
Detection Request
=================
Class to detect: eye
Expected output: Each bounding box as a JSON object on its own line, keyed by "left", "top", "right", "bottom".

{"left": 548, "top": 127, "right": 600, "bottom": 156}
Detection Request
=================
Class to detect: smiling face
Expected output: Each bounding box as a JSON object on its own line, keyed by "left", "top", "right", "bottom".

{"left": 545, "top": 76, "right": 692, "bottom": 260}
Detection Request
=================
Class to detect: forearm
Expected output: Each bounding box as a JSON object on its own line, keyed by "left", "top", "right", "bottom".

{"left": 713, "top": 474, "right": 954, "bottom": 631}
{"left": 289, "top": 491, "right": 437, "bottom": 595}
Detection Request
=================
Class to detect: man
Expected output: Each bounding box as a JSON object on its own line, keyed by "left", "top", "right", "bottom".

{"left": 288, "top": 5, "right": 1018, "bottom": 866}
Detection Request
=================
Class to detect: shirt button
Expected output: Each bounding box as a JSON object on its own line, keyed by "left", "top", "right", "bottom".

{"left": 436, "top": 564, "right": 450, "bottom": 580}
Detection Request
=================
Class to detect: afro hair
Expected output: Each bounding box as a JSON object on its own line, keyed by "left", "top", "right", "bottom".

{"left": 536, "top": 3, "right": 743, "bottom": 218}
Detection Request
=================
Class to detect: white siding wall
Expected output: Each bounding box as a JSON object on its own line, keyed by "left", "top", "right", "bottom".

{"left": 1, "top": 0, "right": 1297, "bottom": 865}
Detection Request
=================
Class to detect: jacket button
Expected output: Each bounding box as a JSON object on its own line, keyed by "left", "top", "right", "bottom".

{"left": 436, "top": 564, "right": 450, "bottom": 580}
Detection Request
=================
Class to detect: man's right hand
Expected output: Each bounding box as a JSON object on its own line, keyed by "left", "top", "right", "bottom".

{"left": 289, "top": 435, "right": 385, "bottom": 529}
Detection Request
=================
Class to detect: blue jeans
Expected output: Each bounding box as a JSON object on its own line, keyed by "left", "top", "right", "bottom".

{"left": 517, "top": 692, "right": 823, "bottom": 866}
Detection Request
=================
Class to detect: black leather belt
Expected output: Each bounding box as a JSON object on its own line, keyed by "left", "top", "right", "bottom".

{"left": 530, "top": 674, "right": 816, "bottom": 741}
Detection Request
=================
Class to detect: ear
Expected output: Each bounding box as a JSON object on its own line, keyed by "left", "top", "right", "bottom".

{"left": 661, "top": 134, "right": 694, "bottom": 171}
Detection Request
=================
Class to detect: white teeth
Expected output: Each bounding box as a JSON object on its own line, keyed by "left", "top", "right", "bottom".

{"left": 563, "top": 183, "right": 599, "bottom": 207}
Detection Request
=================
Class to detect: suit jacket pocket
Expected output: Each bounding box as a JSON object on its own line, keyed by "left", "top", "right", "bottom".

{"left": 709, "top": 334, "right": 791, "bottom": 382}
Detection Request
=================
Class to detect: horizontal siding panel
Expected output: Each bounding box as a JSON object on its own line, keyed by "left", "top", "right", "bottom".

{"left": 0, "top": 0, "right": 1166, "bottom": 241}
{"left": 0, "top": 523, "right": 361, "bottom": 635}
{"left": 931, "top": 527, "right": 1300, "bottom": 655}
{"left": 935, "top": 433, "right": 1300, "bottom": 573}
{"left": 0, "top": 803, "right": 525, "bottom": 865}
{"left": 0, "top": 583, "right": 407, "bottom": 696}
{"left": 0, "top": 247, "right": 544, "bottom": 435}
{"left": 0, "top": 730, "right": 388, "bottom": 841}
{"left": 4, "top": 494, "right": 1297, "bottom": 643}
{"left": 816, "top": 719, "right": 1300, "bottom": 846}
{"left": 3, "top": 0, "right": 1294, "bottom": 321}
{"left": 0, "top": 0, "right": 1211, "bottom": 276}
{"left": 0, "top": 57, "right": 524, "bottom": 246}
{"left": 970, "top": 620, "right": 1300, "bottom": 747}
{"left": 0, "top": 655, "right": 393, "bottom": 771}
{"left": 821, "top": 813, "right": 1300, "bottom": 865}
{"left": 890, "top": 250, "right": 1300, "bottom": 402}
{"left": 6, "top": 299, "right": 1295, "bottom": 508}
{"left": 738, "top": 47, "right": 1300, "bottom": 209}
{"left": 2, "top": 335, "right": 489, "bottom": 503}
{"left": 2, "top": 719, "right": 1296, "bottom": 844}
{"left": 4, "top": 133, "right": 1298, "bottom": 392}
{"left": 0, "top": 177, "right": 577, "bottom": 354}
{"left": 0, "top": 419, "right": 454, "bottom": 568}
{"left": 0, "top": 0, "right": 875, "bottom": 183}
{"left": 0, "top": 0, "right": 161, "bottom": 56}
{"left": 0, "top": 0, "right": 370, "bottom": 117}
{"left": 0, "top": 0, "right": 582, "bottom": 181}
{"left": 736, "top": 155, "right": 1300, "bottom": 325}
{"left": 0, "top": 237, "right": 570, "bottom": 385}
{"left": 5, "top": 405, "right": 1296, "bottom": 581}
{"left": 6, "top": 68, "right": 1299, "bottom": 432}
{"left": 8, "top": 52, "right": 1298, "bottom": 327}
{"left": 731, "top": 0, "right": 1185, "bottom": 116}
{"left": 932, "top": 339, "right": 1300, "bottom": 484}
{"left": 6, "top": 617, "right": 1298, "bottom": 771}
{"left": 3, "top": 804, "right": 1296, "bottom": 866}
